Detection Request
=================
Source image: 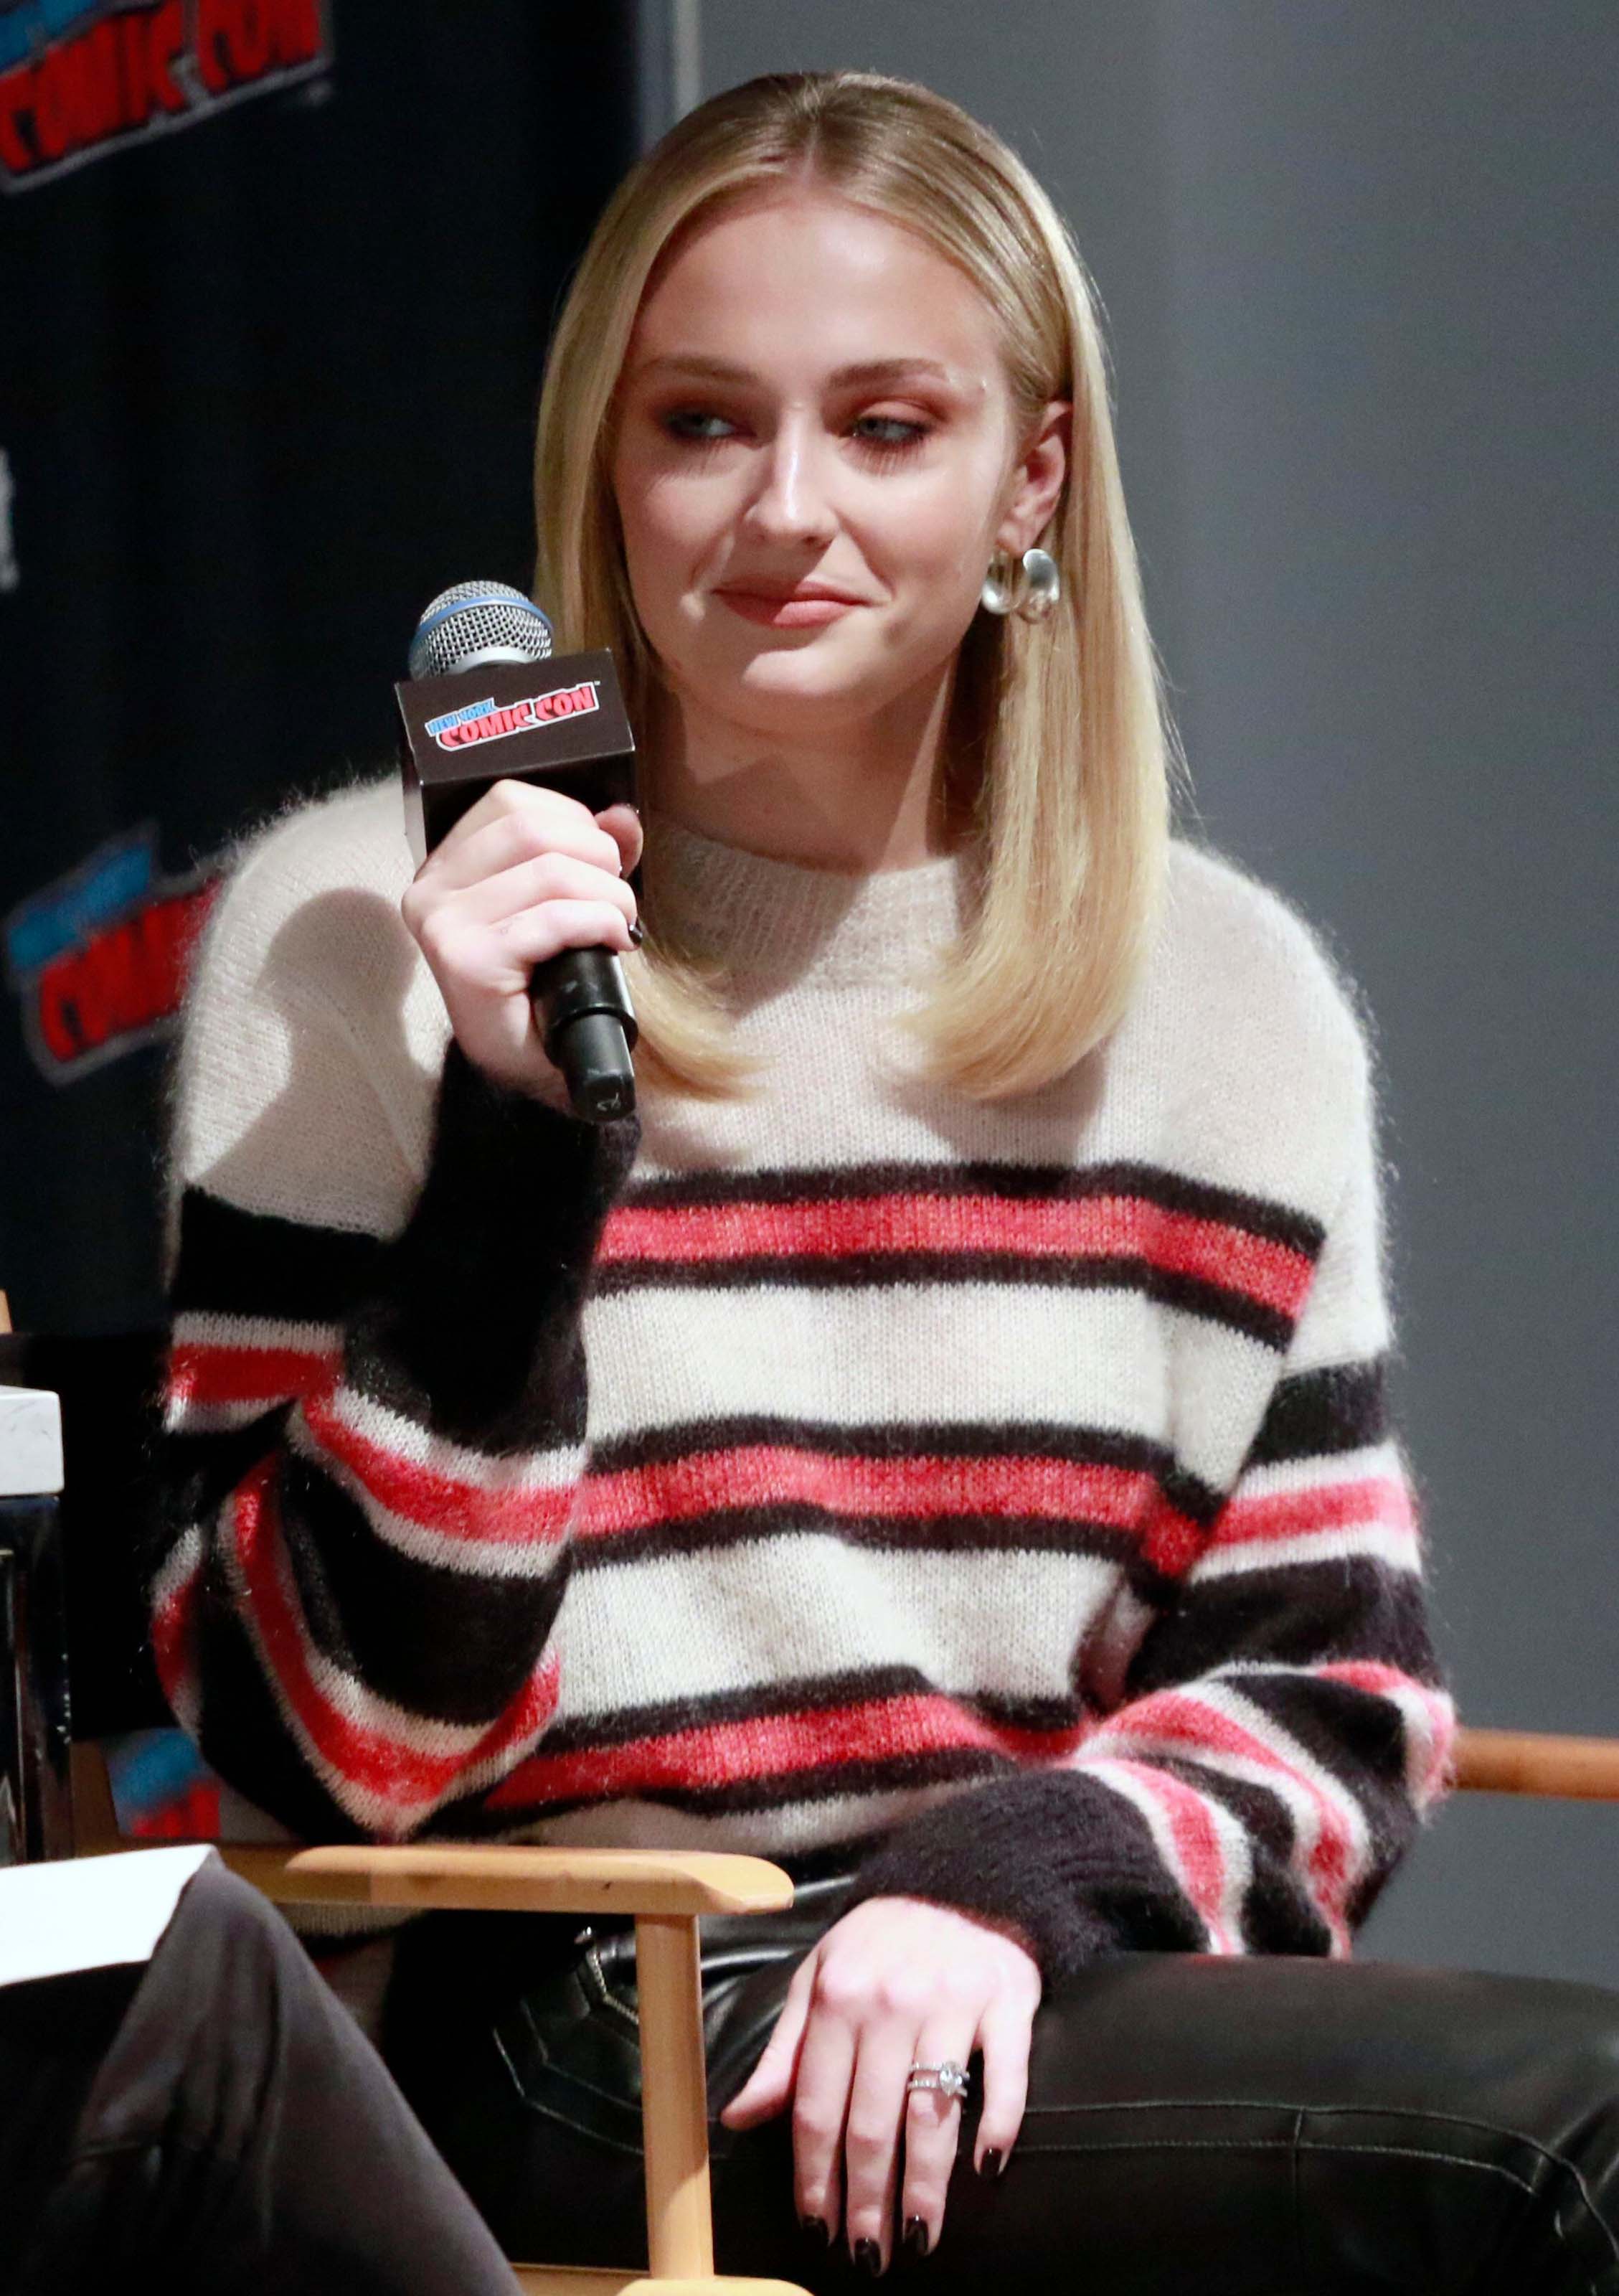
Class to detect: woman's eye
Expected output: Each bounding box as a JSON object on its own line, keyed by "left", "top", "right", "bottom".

{"left": 848, "top": 415, "right": 932, "bottom": 458}
{"left": 663, "top": 410, "right": 737, "bottom": 443}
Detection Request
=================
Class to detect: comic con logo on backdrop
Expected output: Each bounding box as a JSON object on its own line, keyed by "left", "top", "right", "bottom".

{"left": 0, "top": 0, "right": 330, "bottom": 191}
{"left": 4, "top": 827, "right": 220, "bottom": 1082}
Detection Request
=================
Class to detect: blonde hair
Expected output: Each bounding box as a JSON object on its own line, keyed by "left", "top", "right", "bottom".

{"left": 532, "top": 70, "right": 1190, "bottom": 1104}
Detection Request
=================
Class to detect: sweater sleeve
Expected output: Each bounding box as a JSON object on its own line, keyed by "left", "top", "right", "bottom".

{"left": 148, "top": 832, "right": 639, "bottom": 1844}
{"left": 846, "top": 1034, "right": 1455, "bottom": 1980}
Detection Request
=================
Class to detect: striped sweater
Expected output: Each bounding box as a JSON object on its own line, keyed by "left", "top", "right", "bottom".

{"left": 149, "top": 777, "right": 1454, "bottom": 1980}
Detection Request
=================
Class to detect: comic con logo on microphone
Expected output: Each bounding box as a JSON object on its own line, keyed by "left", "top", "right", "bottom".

{"left": 425, "top": 681, "right": 603, "bottom": 752}
{"left": 3, "top": 826, "right": 220, "bottom": 1082}
{"left": 0, "top": 0, "right": 331, "bottom": 193}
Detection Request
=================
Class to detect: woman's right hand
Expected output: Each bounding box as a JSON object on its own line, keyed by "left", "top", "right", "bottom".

{"left": 400, "top": 778, "right": 643, "bottom": 1104}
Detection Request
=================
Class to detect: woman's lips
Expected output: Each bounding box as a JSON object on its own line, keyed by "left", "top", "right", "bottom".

{"left": 714, "top": 590, "right": 862, "bottom": 628}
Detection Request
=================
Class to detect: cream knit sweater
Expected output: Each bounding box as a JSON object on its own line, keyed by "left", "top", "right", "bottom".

{"left": 151, "top": 776, "right": 1453, "bottom": 1980}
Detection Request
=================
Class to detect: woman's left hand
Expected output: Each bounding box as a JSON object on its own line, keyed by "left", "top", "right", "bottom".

{"left": 718, "top": 1894, "right": 1042, "bottom": 2270}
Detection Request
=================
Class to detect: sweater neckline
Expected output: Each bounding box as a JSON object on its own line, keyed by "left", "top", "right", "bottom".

{"left": 641, "top": 806, "right": 973, "bottom": 992}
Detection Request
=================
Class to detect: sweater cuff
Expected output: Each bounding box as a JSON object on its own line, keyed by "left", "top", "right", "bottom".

{"left": 844, "top": 1769, "right": 1207, "bottom": 1984}
{"left": 427, "top": 1038, "right": 640, "bottom": 1219}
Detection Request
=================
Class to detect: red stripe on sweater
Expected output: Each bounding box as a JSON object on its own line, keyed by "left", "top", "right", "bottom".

{"left": 576, "top": 1445, "right": 1191, "bottom": 1548}
{"left": 231, "top": 1457, "right": 560, "bottom": 1818}
{"left": 486, "top": 1691, "right": 1089, "bottom": 1812}
{"left": 1318, "top": 1659, "right": 1437, "bottom": 1706}
{"left": 169, "top": 1339, "right": 337, "bottom": 1408}
{"left": 301, "top": 1385, "right": 575, "bottom": 1546}
{"left": 1099, "top": 1756, "right": 1237, "bottom": 1952}
{"left": 599, "top": 1195, "right": 1314, "bottom": 1316}
{"left": 1210, "top": 1472, "right": 1415, "bottom": 1549}
{"left": 1086, "top": 1687, "right": 1356, "bottom": 1944}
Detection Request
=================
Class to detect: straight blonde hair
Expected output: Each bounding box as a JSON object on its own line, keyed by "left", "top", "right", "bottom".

{"left": 533, "top": 70, "right": 1190, "bottom": 1104}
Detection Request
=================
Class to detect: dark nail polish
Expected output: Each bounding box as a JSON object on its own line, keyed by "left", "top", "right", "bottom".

{"left": 855, "top": 2236, "right": 884, "bottom": 2277}
{"left": 627, "top": 919, "right": 644, "bottom": 946}
{"left": 902, "top": 2216, "right": 930, "bottom": 2258}
{"left": 801, "top": 2214, "right": 830, "bottom": 2247}
{"left": 977, "top": 2149, "right": 1003, "bottom": 2180}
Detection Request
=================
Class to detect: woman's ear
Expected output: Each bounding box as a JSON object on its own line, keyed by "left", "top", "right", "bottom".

{"left": 995, "top": 399, "right": 1072, "bottom": 557}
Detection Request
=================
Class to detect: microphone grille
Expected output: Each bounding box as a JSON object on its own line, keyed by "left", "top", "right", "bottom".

{"left": 407, "top": 580, "right": 554, "bottom": 679}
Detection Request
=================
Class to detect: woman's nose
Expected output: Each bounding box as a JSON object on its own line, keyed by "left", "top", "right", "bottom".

{"left": 742, "top": 423, "right": 837, "bottom": 546}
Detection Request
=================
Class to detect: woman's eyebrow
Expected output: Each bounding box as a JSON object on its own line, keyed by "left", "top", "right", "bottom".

{"left": 630, "top": 354, "right": 963, "bottom": 388}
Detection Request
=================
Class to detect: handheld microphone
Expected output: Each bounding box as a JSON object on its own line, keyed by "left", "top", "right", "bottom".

{"left": 397, "top": 580, "right": 640, "bottom": 1124}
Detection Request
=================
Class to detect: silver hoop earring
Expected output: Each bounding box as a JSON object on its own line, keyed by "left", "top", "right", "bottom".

{"left": 980, "top": 547, "right": 1062, "bottom": 621}
{"left": 979, "top": 551, "right": 1019, "bottom": 616}
{"left": 1016, "top": 546, "right": 1062, "bottom": 623}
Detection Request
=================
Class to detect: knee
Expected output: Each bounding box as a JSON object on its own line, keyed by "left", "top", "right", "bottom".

{"left": 155, "top": 1852, "right": 335, "bottom": 2064}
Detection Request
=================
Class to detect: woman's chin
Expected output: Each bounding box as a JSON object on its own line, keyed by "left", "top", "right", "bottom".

{"left": 736, "top": 646, "right": 892, "bottom": 707}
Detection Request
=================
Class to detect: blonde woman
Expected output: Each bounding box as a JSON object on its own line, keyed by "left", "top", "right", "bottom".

{"left": 151, "top": 72, "right": 1619, "bottom": 2292}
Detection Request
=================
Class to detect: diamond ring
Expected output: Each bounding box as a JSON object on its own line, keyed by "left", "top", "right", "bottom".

{"left": 905, "top": 2059, "right": 970, "bottom": 2101}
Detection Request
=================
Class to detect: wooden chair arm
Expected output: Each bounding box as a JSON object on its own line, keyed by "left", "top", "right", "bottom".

{"left": 1453, "top": 1726, "right": 1619, "bottom": 1801}
{"left": 208, "top": 1837, "right": 799, "bottom": 2290}
{"left": 214, "top": 1840, "right": 796, "bottom": 1918}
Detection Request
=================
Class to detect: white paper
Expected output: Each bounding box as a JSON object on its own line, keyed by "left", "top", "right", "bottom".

{"left": 0, "top": 1383, "right": 63, "bottom": 1497}
{"left": 0, "top": 1845, "right": 215, "bottom": 1987}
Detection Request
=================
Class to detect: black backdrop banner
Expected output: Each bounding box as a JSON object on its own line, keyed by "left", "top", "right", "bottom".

{"left": 1, "top": 0, "right": 642, "bottom": 1332}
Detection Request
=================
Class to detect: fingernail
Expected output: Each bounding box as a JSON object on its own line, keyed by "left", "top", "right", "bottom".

{"left": 902, "top": 2217, "right": 930, "bottom": 2258}
{"left": 801, "top": 2214, "right": 830, "bottom": 2247}
{"left": 627, "top": 920, "right": 644, "bottom": 946}
{"left": 854, "top": 2237, "right": 884, "bottom": 2277}
{"left": 977, "top": 2149, "right": 1004, "bottom": 2180}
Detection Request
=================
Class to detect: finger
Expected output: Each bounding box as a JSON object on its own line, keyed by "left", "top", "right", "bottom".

{"left": 594, "top": 801, "right": 643, "bottom": 877}
{"left": 417, "top": 782, "right": 623, "bottom": 893}
{"left": 431, "top": 899, "right": 637, "bottom": 991}
{"left": 720, "top": 1956, "right": 816, "bottom": 2128}
{"left": 897, "top": 2021, "right": 977, "bottom": 2260}
{"left": 973, "top": 1992, "right": 1036, "bottom": 2175}
{"left": 840, "top": 2013, "right": 919, "bottom": 2273}
{"left": 441, "top": 850, "right": 637, "bottom": 936}
{"left": 788, "top": 1985, "right": 860, "bottom": 2247}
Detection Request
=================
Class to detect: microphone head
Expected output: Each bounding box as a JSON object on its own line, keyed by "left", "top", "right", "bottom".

{"left": 407, "top": 580, "right": 554, "bottom": 679}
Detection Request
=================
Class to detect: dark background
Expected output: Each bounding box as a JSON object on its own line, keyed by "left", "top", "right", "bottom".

{"left": 0, "top": 0, "right": 641, "bottom": 1327}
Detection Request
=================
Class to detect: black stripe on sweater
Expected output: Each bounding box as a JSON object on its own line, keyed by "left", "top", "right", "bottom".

{"left": 1123, "top": 1559, "right": 1443, "bottom": 1702}
{"left": 1245, "top": 1358, "right": 1389, "bottom": 1467}
{"left": 626, "top": 1157, "right": 1327, "bottom": 1259}
{"left": 274, "top": 1450, "right": 572, "bottom": 1728}
{"left": 573, "top": 1503, "right": 1158, "bottom": 1580}
{"left": 169, "top": 1188, "right": 384, "bottom": 1322}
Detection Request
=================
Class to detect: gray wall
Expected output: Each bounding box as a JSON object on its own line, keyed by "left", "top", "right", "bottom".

{"left": 683, "top": 2, "right": 1619, "bottom": 1985}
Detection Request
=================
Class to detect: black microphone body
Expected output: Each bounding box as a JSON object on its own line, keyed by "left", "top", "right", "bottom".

{"left": 397, "top": 583, "right": 640, "bottom": 1124}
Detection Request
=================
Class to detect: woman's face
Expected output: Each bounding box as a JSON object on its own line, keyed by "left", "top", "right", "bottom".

{"left": 610, "top": 187, "right": 1067, "bottom": 743}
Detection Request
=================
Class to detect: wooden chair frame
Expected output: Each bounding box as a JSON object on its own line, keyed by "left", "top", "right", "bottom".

{"left": 70, "top": 1763, "right": 808, "bottom": 2296}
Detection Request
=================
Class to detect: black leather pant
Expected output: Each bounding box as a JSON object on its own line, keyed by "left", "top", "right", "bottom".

{"left": 381, "top": 1858, "right": 1619, "bottom": 2296}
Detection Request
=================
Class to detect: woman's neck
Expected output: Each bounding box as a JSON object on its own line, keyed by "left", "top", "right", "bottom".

{"left": 642, "top": 659, "right": 972, "bottom": 872}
